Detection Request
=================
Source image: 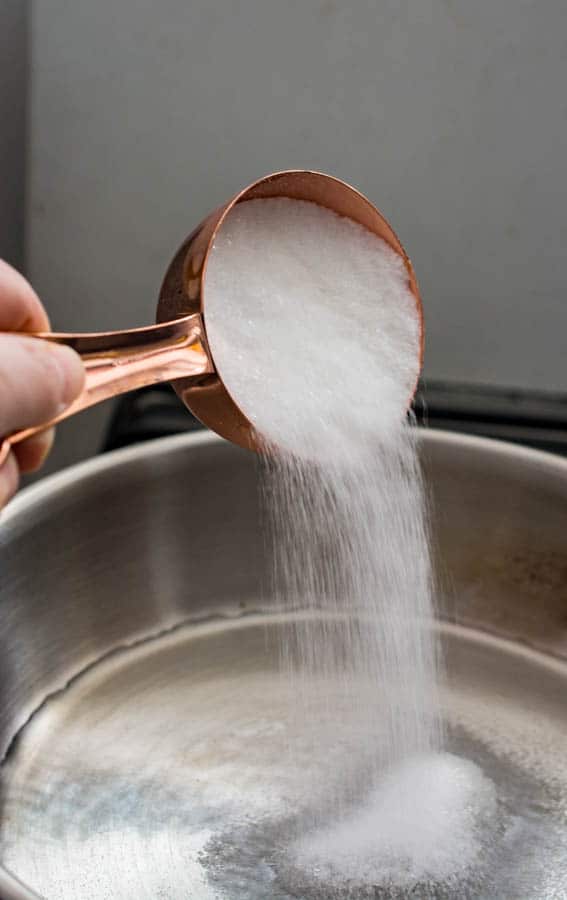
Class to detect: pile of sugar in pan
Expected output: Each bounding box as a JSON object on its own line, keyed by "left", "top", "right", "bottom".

{"left": 205, "top": 197, "right": 496, "bottom": 893}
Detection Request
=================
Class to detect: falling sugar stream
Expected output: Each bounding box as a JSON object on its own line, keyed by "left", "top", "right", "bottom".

{"left": 264, "top": 429, "right": 444, "bottom": 788}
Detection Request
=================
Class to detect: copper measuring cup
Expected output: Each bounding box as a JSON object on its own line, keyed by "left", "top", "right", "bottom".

{"left": 0, "top": 170, "right": 423, "bottom": 466}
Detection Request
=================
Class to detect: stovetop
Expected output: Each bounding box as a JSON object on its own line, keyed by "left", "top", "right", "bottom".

{"left": 103, "top": 382, "right": 567, "bottom": 458}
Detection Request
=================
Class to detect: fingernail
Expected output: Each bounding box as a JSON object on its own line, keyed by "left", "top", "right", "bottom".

{"left": 14, "top": 428, "right": 55, "bottom": 474}
{"left": 0, "top": 451, "right": 20, "bottom": 511}
{"left": 45, "top": 345, "right": 85, "bottom": 410}
{"left": 35, "top": 427, "right": 55, "bottom": 465}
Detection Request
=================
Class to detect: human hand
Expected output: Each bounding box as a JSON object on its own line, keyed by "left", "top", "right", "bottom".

{"left": 0, "top": 259, "right": 85, "bottom": 509}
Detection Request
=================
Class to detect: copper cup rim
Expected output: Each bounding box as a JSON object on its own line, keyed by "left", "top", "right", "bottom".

{"left": 159, "top": 169, "right": 424, "bottom": 452}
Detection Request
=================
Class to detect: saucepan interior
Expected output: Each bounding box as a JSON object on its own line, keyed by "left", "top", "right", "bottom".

{"left": 0, "top": 431, "right": 566, "bottom": 898}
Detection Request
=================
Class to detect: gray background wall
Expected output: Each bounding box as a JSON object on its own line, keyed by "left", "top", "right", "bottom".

{"left": 4, "top": 1, "right": 567, "bottom": 474}
{"left": 0, "top": 0, "right": 27, "bottom": 271}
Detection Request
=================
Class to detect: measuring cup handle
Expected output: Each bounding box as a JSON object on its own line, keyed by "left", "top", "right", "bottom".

{"left": 0, "top": 314, "right": 212, "bottom": 466}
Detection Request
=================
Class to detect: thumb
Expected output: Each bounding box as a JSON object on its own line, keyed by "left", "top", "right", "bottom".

{"left": 0, "top": 335, "right": 85, "bottom": 436}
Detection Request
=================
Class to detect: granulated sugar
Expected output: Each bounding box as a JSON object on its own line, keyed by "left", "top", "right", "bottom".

{"left": 205, "top": 197, "right": 494, "bottom": 892}
{"left": 290, "top": 753, "right": 497, "bottom": 894}
{"left": 205, "top": 198, "right": 420, "bottom": 460}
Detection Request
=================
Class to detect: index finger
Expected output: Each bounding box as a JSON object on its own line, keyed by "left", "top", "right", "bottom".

{"left": 0, "top": 259, "right": 50, "bottom": 332}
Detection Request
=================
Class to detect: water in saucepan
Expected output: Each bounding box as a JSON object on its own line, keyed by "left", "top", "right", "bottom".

{"left": 205, "top": 197, "right": 497, "bottom": 894}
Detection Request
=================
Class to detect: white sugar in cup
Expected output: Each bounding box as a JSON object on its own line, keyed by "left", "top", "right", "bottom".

{"left": 205, "top": 197, "right": 421, "bottom": 459}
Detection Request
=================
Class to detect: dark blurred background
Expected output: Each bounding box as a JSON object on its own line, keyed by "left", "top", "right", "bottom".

{"left": 1, "top": 1, "right": 566, "bottom": 473}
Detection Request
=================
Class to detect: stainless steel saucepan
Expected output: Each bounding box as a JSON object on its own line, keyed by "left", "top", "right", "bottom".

{"left": 0, "top": 430, "right": 566, "bottom": 899}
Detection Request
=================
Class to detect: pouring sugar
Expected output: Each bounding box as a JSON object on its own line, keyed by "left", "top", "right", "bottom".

{"left": 206, "top": 196, "right": 496, "bottom": 894}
